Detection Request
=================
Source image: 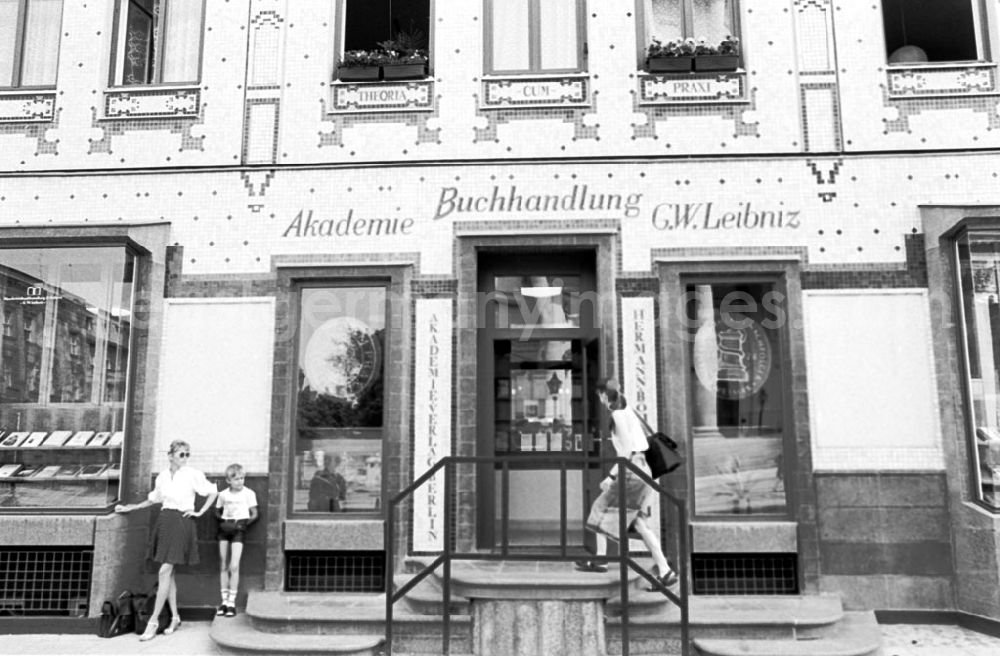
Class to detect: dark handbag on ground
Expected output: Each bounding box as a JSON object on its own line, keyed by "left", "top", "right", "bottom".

{"left": 633, "top": 410, "right": 683, "bottom": 478}
{"left": 97, "top": 590, "right": 135, "bottom": 638}
{"left": 132, "top": 584, "right": 172, "bottom": 635}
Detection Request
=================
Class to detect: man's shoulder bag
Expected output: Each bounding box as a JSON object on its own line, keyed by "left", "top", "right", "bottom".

{"left": 633, "top": 410, "right": 683, "bottom": 478}
{"left": 97, "top": 590, "right": 135, "bottom": 638}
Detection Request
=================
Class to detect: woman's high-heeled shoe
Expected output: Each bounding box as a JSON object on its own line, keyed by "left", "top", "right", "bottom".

{"left": 163, "top": 615, "right": 181, "bottom": 635}
{"left": 139, "top": 620, "right": 158, "bottom": 642}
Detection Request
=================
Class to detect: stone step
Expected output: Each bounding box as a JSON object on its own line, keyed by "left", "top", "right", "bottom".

{"left": 210, "top": 615, "right": 384, "bottom": 656}
{"left": 393, "top": 571, "right": 470, "bottom": 616}
{"left": 692, "top": 611, "right": 883, "bottom": 656}
{"left": 241, "top": 591, "right": 473, "bottom": 654}
{"left": 605, "top": 595, "right": 848, "bottom": 654}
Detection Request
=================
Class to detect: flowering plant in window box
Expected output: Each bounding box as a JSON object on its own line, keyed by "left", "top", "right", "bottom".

{"left": 337, "top": 50, "right": 383, "bottom": 81}
{"left": 646, "top": 37, "right": 696, "bottom": 73}
{"left": 692, "top": 36, "right": 740, "bottom": 72}
{"left": 379, "top": 29, "right": 429, "bottom": 81}
{"left": 380, "top": 49, "right": 429, "bottom": 81}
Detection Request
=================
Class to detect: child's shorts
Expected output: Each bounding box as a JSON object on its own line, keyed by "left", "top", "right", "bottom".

{"left": 217, "top": 519, "right": 249, "bottom": 543}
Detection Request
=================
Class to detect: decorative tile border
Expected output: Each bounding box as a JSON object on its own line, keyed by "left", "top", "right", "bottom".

{"left": 0, "top": 92, "right": 56, "bottom": 123}
{"left": 330, "top": 80, "right": 435, "bottom": 113}
{"left": 638, "top": 72, "right": 746, "bottom": 105}
{"left": 480, "top": 75, "right": 590, "bottom": 109}
{"left": 887, "top": 63, "right": 998, "bottom": 99}
{"left": 103, "top": 87, "right": 201, "bottom": 119}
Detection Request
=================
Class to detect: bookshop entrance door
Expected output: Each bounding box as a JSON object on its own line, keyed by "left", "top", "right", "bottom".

{"left": 476, "top": 252, "right": 604, "bottom": 550}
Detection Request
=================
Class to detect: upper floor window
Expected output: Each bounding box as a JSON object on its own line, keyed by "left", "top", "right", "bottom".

{"left": 111, "top": 0, "right": 204, "bottom": 86}
{"left": 485, "top": 0, "right": 585, "bottom": 74}
{"left": 882, "top": 0, "right": 988, "bottom": 64}
{"left": 641, "top": 0, "right": 737, "bottom": 51}
{"left": 0, "top": 0, "right": 63, "bottom": 88}
{"left": 340, "top": 0, "right": 429, "bottom": 61}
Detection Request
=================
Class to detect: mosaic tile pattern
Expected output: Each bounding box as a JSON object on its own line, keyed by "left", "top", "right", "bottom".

{"left": 887, "top": 64, "right": 998, "bottom": 99}
{"left": 631, "top": 86, "right": 759, "bottom": 141}
{"left": 0, "top": 104, "right": 60, "bottom": 158}
{"left": 473, "top": 91, "right": 600, "bottom": 143}
{"left": 330, "top": 80, "right": 435, "bottom": 113}
{"left": 480, "top": 75, "right": 590, "bottom": 108}
{"left": 638, "top": 72, "right": 746, "bottom": 104}
{"left": 0, "top": 93, "right": 56, "bottom": 122}
{"left": 87, "top": 107, "right": 206, "bottom": 155}
{"left": 103, "top": 88, "right": 201, "bottom": 119}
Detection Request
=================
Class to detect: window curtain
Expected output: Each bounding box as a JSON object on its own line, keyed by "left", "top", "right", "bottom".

{"left": 20, "top": 0, "right": 62, "bottom": 86}
{"left": 0, "top": 0, "right": 19, "bottom": 86}
{"left": 645, "top": 0, "right": 683, "bottom": 43}
{"left": 691, "top": 0, "right": 733, "bottom": 44}
{"left": 160, "top": 0, "right": 202, "bottom": 82}
{"left": 491, "top": 0, "right": 530, "bottom": 71}
{"left": 539, "top": 0, "right": 578, "bottom": 70}
{"left": 645, "top": 0, "right": 732, "bottom": 43}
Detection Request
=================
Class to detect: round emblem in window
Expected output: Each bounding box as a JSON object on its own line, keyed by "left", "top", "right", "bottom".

{"left": 693, "top": 315, "right": 773, "bottom": 401}
{"left": 302, "top": 317, "right": 381, "bottom": 403}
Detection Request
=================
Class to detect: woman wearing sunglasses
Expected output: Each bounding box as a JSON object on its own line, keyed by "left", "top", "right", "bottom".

{"left": 115, "top": 439, "right": 218, "bottom": 641}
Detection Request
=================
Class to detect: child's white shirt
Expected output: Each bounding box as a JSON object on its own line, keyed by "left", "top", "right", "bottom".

{"left": 216, "top": 487, "right": 257, "bottom": 520}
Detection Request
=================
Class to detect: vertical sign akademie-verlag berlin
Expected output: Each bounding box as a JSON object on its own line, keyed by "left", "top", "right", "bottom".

{"left": 412, "top": 299, "right": 453, "bottom": 552}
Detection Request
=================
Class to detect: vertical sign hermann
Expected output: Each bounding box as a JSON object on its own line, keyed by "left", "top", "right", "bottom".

{"left": 622, "top": 296, "right": 658, "bottom": 427}
{"left": 412, "top": 299, "right": 453, "bottom": 552}
{"left": 621, "top": 296, "right": 660, "bottom": 547}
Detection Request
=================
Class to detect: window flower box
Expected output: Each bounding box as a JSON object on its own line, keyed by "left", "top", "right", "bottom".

{"left": 647, "top": 56, "right": 693, "bottom": 73}
{"left": 338, "top": 50, "right": 384, "bottom": 82}
{"left": 338, "top": 66, "right": 381, "bottom": 81}
{"left": 381, "top": 62, "right": 427, "bottom": 80}
{"left": 693, "top": 55, "right": 740, "bottom": 72}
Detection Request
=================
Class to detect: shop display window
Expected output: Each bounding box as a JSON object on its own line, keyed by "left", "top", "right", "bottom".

{"left": 0, "top": 246, "right": 135, "bottom": 509}
{"left": 0, "top": 0, "right": 63, "bottom": 88}
{"left": 881, "top": 0, "right": 987, "bottom": 64}
{"left": 292, "top": 286, "right": 385, "bottom": 515}
{"left": 485, "top": 0, "right": 585, "bottom": 74}
{"left": 111, "top": 0, "right": 204, "bottom": 86}
{"left": 685, "top": 281, "right": 788, "bottom": 517}
{"left": 955, "top": 232, "right": 1000, "bottom": 510}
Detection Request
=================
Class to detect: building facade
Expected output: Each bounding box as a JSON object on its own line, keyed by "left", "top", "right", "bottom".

{"left": 1, "top": 0, "right": 1000, "bottom": 625}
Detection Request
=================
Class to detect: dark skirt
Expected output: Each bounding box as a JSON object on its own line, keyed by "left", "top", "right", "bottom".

{"left": 148, "top": 508, "right": 199, "bottom": 565}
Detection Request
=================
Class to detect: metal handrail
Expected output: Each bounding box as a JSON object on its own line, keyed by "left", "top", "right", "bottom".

{"left": 386, "top": 454, "right": 689, "bottom": 656}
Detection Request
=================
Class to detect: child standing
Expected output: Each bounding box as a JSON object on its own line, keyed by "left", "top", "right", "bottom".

{"left": 215, "top": 463, "right": 258, "bottom": 617}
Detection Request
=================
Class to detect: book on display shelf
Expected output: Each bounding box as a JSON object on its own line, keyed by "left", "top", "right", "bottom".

{"left": 88, "top": 432, "right": 112, "bottom": 447}
{"left": 34, "top": 465, "right": 63, "bottom": 479}
{"left": 21, "top": 432, "right": 49, "bottom": 448}
{"left": 43, "top": 431, "right": 74, "bottom": 447}
{"left": 56, "top": 464, "right": 82, "bottom": 477}
{"left": 65, "top": 431, "right": 95, "bottom": 447}
{"left": 108, "top": 431, "right": 124, "bottom": 447}
{"left": 14, "top": 465, "right": 43, "bottom": 478}
{"left": 77, "top": 464, "right": 108, "bottom": 478}
{"left": 0, "top": 464, "right": 23, "bottom": 478}
{"left": 0, "top": 432, "right": 29, "bottom": 448}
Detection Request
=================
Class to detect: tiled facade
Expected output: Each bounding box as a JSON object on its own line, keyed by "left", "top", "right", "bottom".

{"left": 0, "top": 0, "right": 999, "bottom": 625}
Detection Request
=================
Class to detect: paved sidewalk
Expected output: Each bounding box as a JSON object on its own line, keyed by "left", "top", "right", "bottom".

{"left": 2, "top": 621, "right": 1000, "bottom": 655}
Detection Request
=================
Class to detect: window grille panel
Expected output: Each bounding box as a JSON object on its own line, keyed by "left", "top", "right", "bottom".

{"left": 0, "top": 548, "right": 93, "bottom": 616}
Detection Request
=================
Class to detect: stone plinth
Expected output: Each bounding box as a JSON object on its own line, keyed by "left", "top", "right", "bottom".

{"left": 443, "top": 560, "right": 625, "bottom": 656}
{"left": 473, "top": 598, "right": 605, "bottom": 656}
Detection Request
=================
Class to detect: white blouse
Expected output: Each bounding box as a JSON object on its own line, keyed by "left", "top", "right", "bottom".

{"left": 609, "top": 408, "right": 650, "bottom": 456}
{"left": 147, "top": 466, "right": 217, "bottom": 513}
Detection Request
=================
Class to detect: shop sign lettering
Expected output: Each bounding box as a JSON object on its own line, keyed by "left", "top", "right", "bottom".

{"left": 413, "top": 300, "right": 453, "bottom": 552}
{"left": 282, "top": 209, "right": 414, "bottom": 238}
{"left": 652, "top": 202, "right": 801, "bottom": 231}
